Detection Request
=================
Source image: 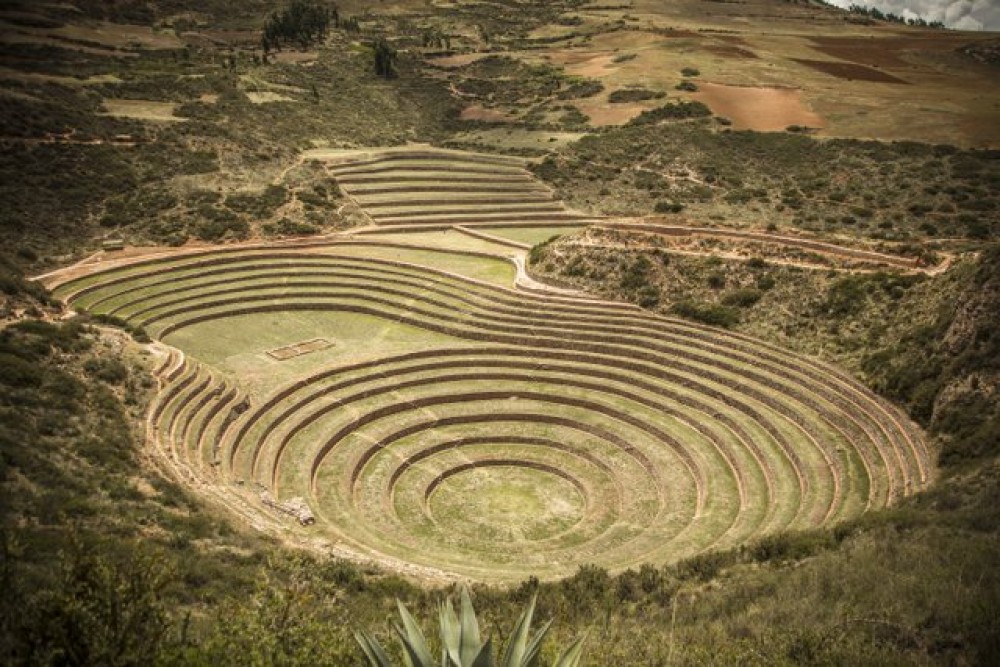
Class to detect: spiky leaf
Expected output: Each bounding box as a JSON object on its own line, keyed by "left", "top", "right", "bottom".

{"left": 521, "top": 619, "right": 552, "bottom": 667}
{"left": 459, "top": 587, "right": 484, "bottom": 666}
{"left": 471, "top": 637, "right": 494, "bottom": 667}
{"left": 500, "top": 593, "right": 547, "bottom": 667}
{"left": 553, "top": 632, "right": 587, "bottom": 667}
{"left": 393, "top": 600, "right": 435, "bottom": 667}
{"left": 440, "top": 597, "right": 463, "bottom": 666}
{"left": 355, "top": 628, "right": 394, "bottom": 667}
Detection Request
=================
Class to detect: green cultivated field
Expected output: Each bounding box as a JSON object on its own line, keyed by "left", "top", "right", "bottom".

{"left": 48, "top": 152, "right": 932, "bottom": 581}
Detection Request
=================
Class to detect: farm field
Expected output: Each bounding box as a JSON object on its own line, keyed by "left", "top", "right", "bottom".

{"left": 483, "top": 0, "right": 1000, "bottom": 147}
{"left": 46, "top": 149, "right": 933, "bottom": 581}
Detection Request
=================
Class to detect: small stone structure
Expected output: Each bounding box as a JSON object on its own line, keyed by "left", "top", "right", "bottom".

{"left": 260, "top": 490, "right": 316, "bottom": 525}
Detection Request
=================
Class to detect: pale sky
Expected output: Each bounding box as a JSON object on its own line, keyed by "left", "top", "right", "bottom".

{"left": 826, "top": 0, "right": 1000, "bottom": 31}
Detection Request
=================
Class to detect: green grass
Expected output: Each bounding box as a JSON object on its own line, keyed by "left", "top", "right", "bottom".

{"left": 339, "top": 245, "right": 517, "bottom": 285}
{"left": 164, "top": 311, "right": 469, "bottom": 397}
{"left": 483, "top": 226, "right": 586, "bottom": 245}
{"left": 356, "top": 230, "right": 522, "bottom": 256}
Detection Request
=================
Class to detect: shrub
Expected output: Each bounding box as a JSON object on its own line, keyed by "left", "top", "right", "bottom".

{"left": 528, "top": 235, "right": 561, "bottom": 265}
{"left": 556, "top": 79, "right": 604, "bottom": 100}
{"left": 822, "top": 275, "right": 867, "bottom": 317}
{"left": 721, "top": 288, "right": 763, "bottom": 308}
{"left": 636, "top": 285, "right": 660, "bottom": 308}
{"left": 262, "top": 217, "right": 320, "bottom": 237}
{"left": 607, "top": 88, "right": 663, "bottom": 103}
{"left": 653, "top": 200, "right": 684, "bottom": 214}
{"left": 620, "top": 255, "right": 652, "bottom": 290}
{"left": 965, "top": 219, "right": 991, "bottom": 239}
{"left": 670, "top": 300, "right": 740, "bottom": 328}
{"left": 559, "top": 107, "right": 590, "bottom": 128}
{"left": 756, "top": 274, "right": 776, "bottom": 291}
{"left": 562, "top": 257, "right": 586, "bottom": 277}
{"left": 748, "top": 530, "right": 836, "bottom": 564}
{"left": 626, "top": 101, "right": 711, "bottom": 126}
{"left": 192, "top": 214, "right": 249, "bottom": 242}
{"left": 672, "top": 550, "right": 736, "bottom": 581}
{"left": 0, "top": 352, "right": 44, "bottom": 388}
{"left": 83, "top": 357, "right": 128, "bottom": 385}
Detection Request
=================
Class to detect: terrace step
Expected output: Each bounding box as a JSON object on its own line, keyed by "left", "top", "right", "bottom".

{"left": 45, "top": 151, "right": 932, "bottom": 581}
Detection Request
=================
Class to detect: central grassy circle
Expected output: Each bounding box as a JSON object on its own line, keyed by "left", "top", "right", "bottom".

{"left": 428, "top": 464, "right": 586, "bottom": 543}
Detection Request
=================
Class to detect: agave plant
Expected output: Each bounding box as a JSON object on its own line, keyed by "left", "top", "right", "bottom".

{"left": 355, "top": 586, "right": 585, "bottom": 667}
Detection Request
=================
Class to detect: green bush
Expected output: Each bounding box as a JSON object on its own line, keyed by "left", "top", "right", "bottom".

{"left": 756, "top": 274, "right": 776, "bottom": 291}
{"left": 620, "top": 255, "right": 653, "bottom": 290}
{"left": 83, "top": 357, "right": 128, "bottom": 385}
{"left": 607, "top": 88, "right": 662, "bottom": 103}
{"left": 748, "top": 530, "right": 837, "bottom": 563}
{"left": 0, "top": 352, "right": 44, "bottom": 388}
{"left": 262, "top": 217, "right": 320, "bottom": 237}
{"left": 556, "top": 79, "right": 604, "bottom": 99}
{"left": 635, "top": 285, "right": 660, "bottom": 308}
{"left": 626, "top": 101, "right": 711, "bottom": 126}
{"left": 671, "top": 550, "right": 736, "bottom": 581}
{"left": 822, "top": 275, "right": 867, "bottom": 317}
{"left": 721, "top": 288, "right": 763, "bottom": 308}
{"left": 528, "top": 235, "right": 561, "bottom": 266}
{"left": 670, "top": 300, "right": 740, "bottom": 328}
{"left": 559, "top": 107, "right": 589, "bottom": 128}
{"left": 653, "top": 200, "right": 685, "bottom": 214}
{"left": 193, "top": 213, "right": 249, "bottom": 241}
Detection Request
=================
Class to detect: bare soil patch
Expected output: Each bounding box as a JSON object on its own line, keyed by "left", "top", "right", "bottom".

{"left": 808, "top": 36, "right": 913, "bottom": 69}
{"left": 182, "top": 29, "right": 258, "bottom": 46}
{"left": 100, "top": 99, "right": 185, "bottom": 122}
{"left": 710, "top": 34, "right": 752, "bottom": 46}
{"left": 564, "top": 53, "right": 618, "bottom": 79}
{"left": 272, "top": 50, "right": 318, "bottom": 65}
{"left": 584, "top": 29, "right": 674, "bottom": 51}
{"left": 0, "top": 68, "right": 120, "bottom": 86}
{"left": 0, "top": 31, "right": 138, "bottom": 57}
{"left": 429, "top": 52, "right": 493, "bottom": 68}
{"left": 705, "top": 44, "right": 758, "bottom": 59}
{"left": 808, "top": 34, "right": 991, "bottom": 69}
{"left": 460, "top": 105, "right": 513, "bottom": 122}
{"left": 571, "top": 98, "right": 647, "bottom": 126}
{"left": 50, "top": 22, "right": 183, "bottom": 50}
{"left": 246, "top": 91, "right": 297, "bottom": 104}
{"left": 792, "top": 59, "right": 909, "bottom": 84}
{"left": 693, "top": 83, "right": 824, "bottom": 131}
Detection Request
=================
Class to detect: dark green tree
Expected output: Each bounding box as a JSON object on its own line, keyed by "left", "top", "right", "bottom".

{"left": 262, "top": 0, "right": 336, "bottom": 50}
{"left": 373, "top": 38, "right": 397, "bottom": 78}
